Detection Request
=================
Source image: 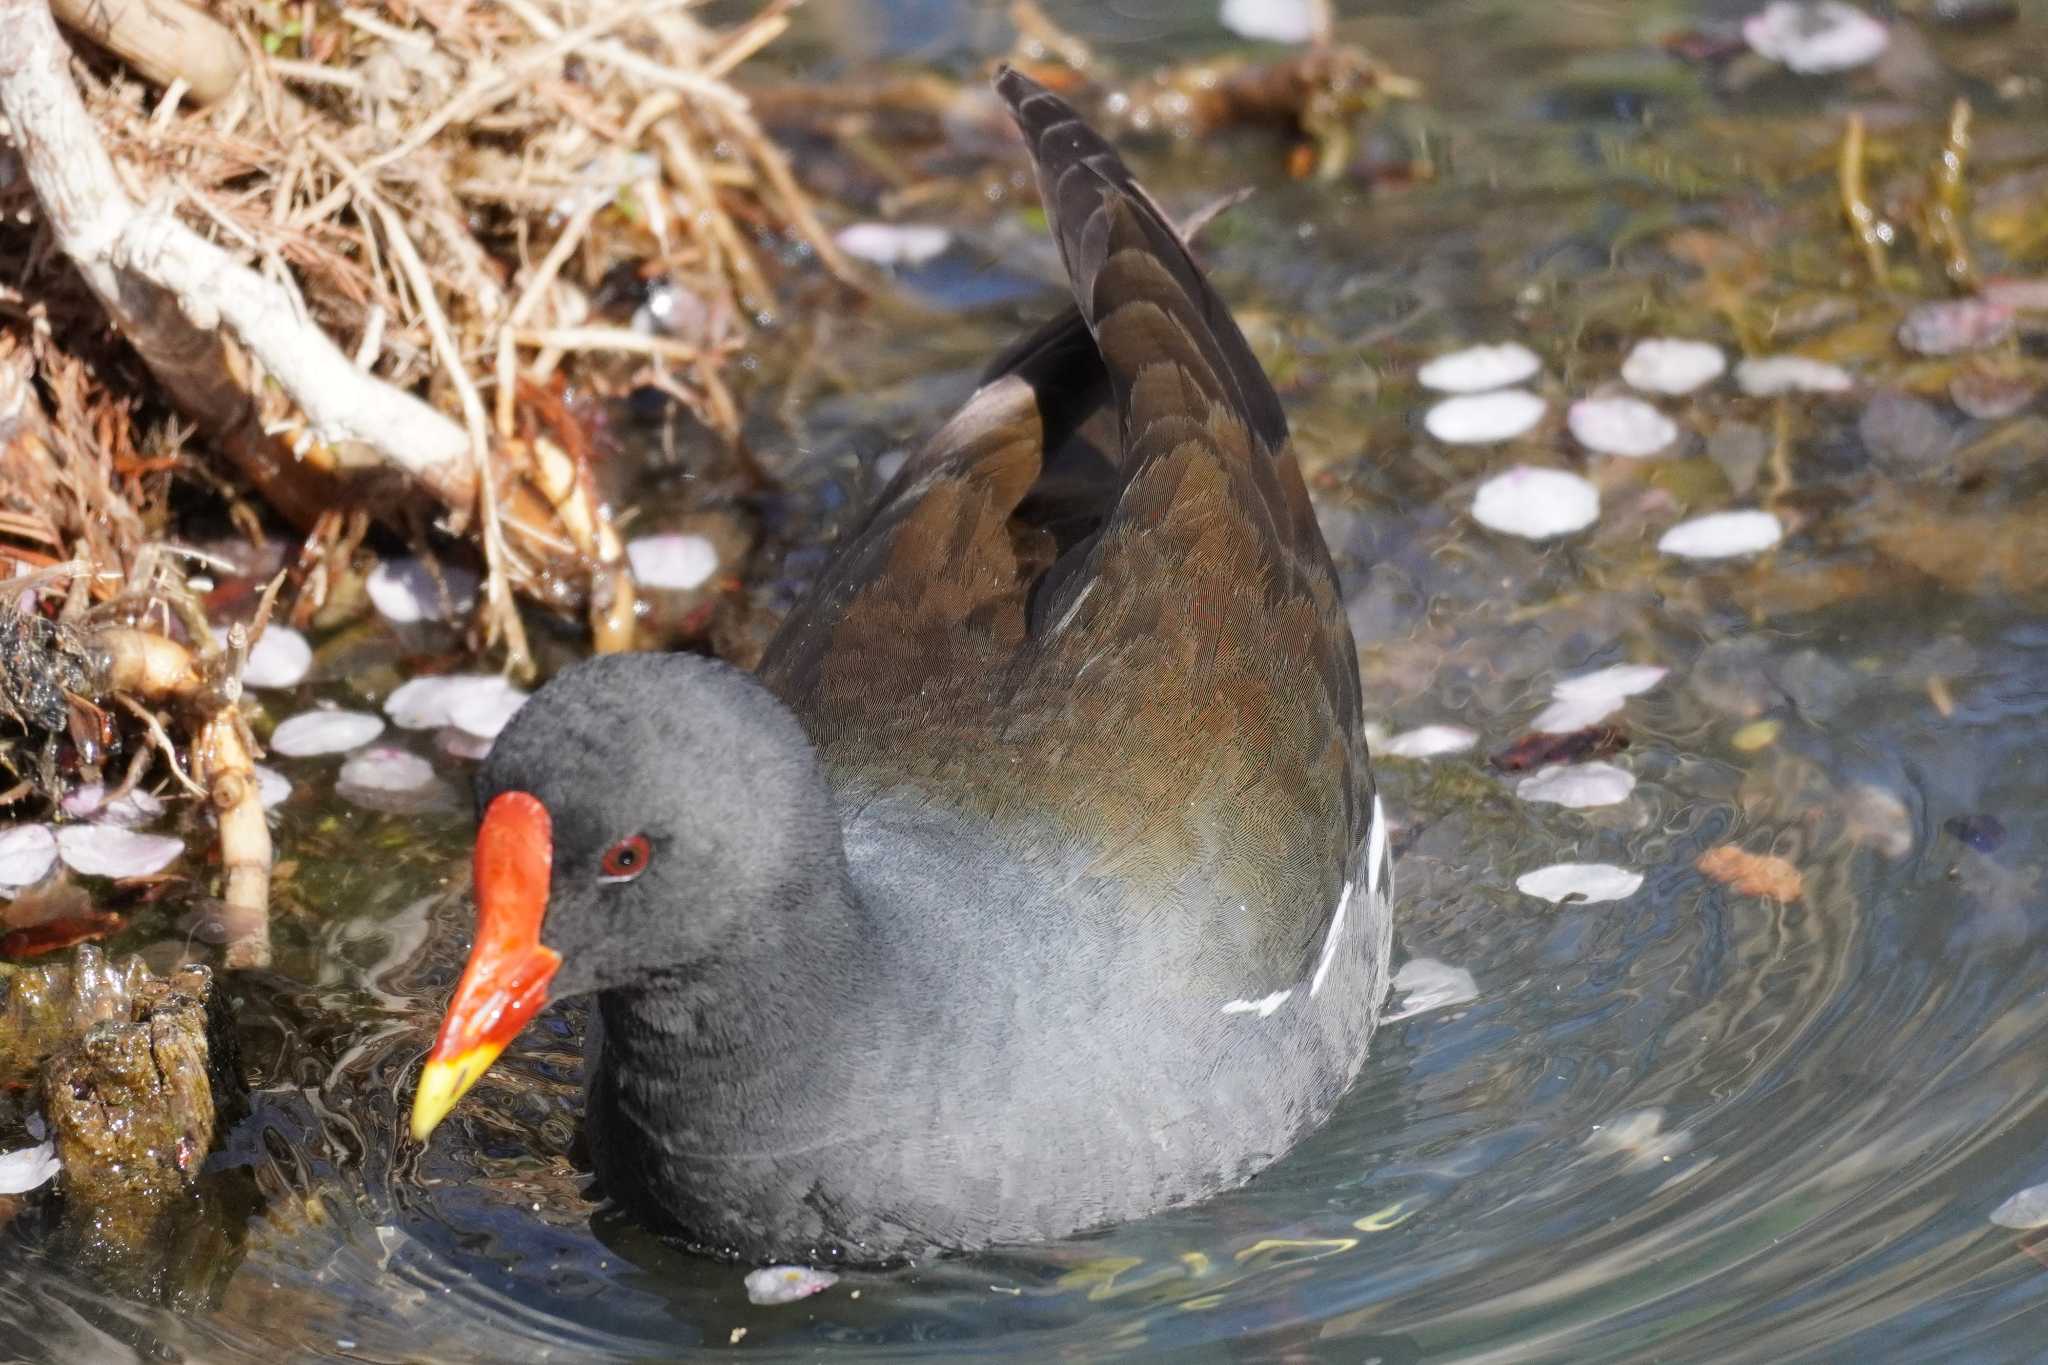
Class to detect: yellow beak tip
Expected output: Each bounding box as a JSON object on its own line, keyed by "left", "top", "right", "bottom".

{"left": 408, "top": 1047, "right": 499, "bottom": 1143}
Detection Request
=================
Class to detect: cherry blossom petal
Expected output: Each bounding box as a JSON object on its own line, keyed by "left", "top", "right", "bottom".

{"left": 56, "top": 826, "right": 184, "bottom": 879}
{"left": 1516, "top": 862, "right": 1644, "bottom": 904}
{"left": 1989, "top": 1182, "right": 2048, "bottom": 1230}
{"left": 1516, "top": 761, "right": 1638, "bottom": 808}
{"left": 0, "top": 824, "right": 58, "bottom": 890}
{"left": 1383, "top": 958, "right": 1479, "bottom": 1021}
{"left": 1219, "top": 0, "right": 1323, "bottom": 44}
{"left": 744, "top": 1265, "right": 839, "bottom": 1306}
{"left": 1658, "top": 509, "right": 1784, "bottom": 560}
{"left": 1417, "top": 342, "right": 1541, "bottom": 394}
{"left": 1734, "top": 355, "right": 1853, "bottom": 396}
{"left": 1471, "top": 466, "right": 1599, "bottom": 539}
{"left": 1426, "top": 389, "right": 1547, "bottom": 444}
{"left": 1382, "top": 724, "right": 1479, "bottom": 759}
{"left": 0, "top": 1142, "right": 60, "bottom": 1195}
{"left": 1620, "top": 338, "right": 1726, "bottom": 395}
{"left": 626, "top": 533, "right": 720, "bottom": 591}
{"left": 242, "top": 625, "right": 313, "bottom": 689}
{"left": 834, "top": 223, "right": 953, "bottom": 268}
{"left": 1743, "top": 1, "right": 1888, "bottom": 73}
{"left": 1569, "top": 395, "right": 1678, "bottom": 459}
{"left": 367, "top": 558, "right": 478, "bottom": 625}
{"left": 271, "top": 709, "right": 386, "bottom": 757}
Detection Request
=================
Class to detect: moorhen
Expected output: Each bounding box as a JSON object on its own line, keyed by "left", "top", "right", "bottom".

{"left": 410, "top": 67, "right": 1392, "bottom": 1263}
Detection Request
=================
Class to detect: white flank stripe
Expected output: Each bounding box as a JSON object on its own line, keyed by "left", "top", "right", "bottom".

{"left": 1221, "top": 989, "right": 1293, "bottom": 1018}
{"left": 1310, "top": 879, "right": 1354, "bottom": 998}
{"left": 1367, "top": 794, "right": 1390, "bottom": 897}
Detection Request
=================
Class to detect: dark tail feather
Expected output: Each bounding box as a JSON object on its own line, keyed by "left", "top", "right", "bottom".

{"left": 993, "top": 65, "right": 1289, "bottom": 458}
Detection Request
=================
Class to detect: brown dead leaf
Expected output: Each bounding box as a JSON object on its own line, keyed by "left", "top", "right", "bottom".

{"left": 1696, "top": 845, "right": 1805, "bottom": 901}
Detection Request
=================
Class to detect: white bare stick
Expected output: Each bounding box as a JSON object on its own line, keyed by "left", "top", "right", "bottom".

{"left": 0, "top": 0, "right": 475, "bottom": 510}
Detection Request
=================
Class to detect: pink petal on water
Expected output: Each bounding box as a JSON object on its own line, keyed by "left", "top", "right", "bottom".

{"left": 0, "top": 824, "right": 58, "bottom": 890}
{"left": 252, "top": 764, "right": 292, "bottom": 809}
{"left": 437, "top": 727, "right": 495, "bottom": 761}
{"left": 1515, "top": 862, "right": 1644, "bottom": 904}
{"left": 1568, "top": 395, "right": 1678, "bottom": 459}
{"left": 1417, "top": 342, "right": 1541, "bottom": 394}
{"left": 626, "top": 533, "right": 721, "bottom": 591}
{"left": 1658, "top": 509, "right": 1784, "bottom": 560}
{"left": 1735, "top": 355, "right": 1853, "bottom": 396}
{"left": 1426, "top": 389, "right": 1547, "bottom": 444}
{"left": 242, "top": 625, "right": 313, "bottom": 689}
{"left": 385, "top": 674, "right": 527, "bottom": 735}
{"left": 1383, "top": 958, "right": 1479, "bottom": 1021}
{"left": 0, "top": 1141, "right": 60, "bottom": 1195}
{"left": 1471, "top": 466, "right": 1599, "bottom": 539}
{"left": 1743, "top": 1, "right": 1888, "bottom": 73}
{"left": 337, "top": 747, "right": 452, "bottom": 813}
{"left": 56, "top": 826, "right": 184, "bottom": 879}
{"left": 366, "top": 558, "right": 478, "bottom": 625}
{"left": 270, "top": 709, "right": 385, "bottom": 757}
{"left": 1989, "top": 1181, "right": 2048, "bottom": 1230}
{"left": 1382, "top": 724, "right": 1478, "bottom": 759}
{"left": 1516, "top": 761, "right": 1638, "bottom": 808}
{"left": 63, "top": 784, "right": 166, "bottom": 828}
{"left": 1219, "top": 0, "right": 1324, "bottom": 44}
{"left": 743, "top": 1265, "right": 839, "bottom": 1306}
{"left": 834, "top": 223, "right": 953, "bottom": 268}
{"left": 1620, "top": 338, "right": 1726, "bottom": 395}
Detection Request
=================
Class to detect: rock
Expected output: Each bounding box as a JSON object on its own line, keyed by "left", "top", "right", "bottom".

{"left": 40, "top": 963, "right": 241, "bottom": 1291}
{"left": 1896, "top": 298, "right": 2015, "bottom": 357}
{"left": 0, "top": 945, "right": 152, "bottom": 1078}
{"left": 1706, "top": 421, "right": 1769, "bottom": 494}
{"left": 1860, "top": 390, "right": 1958, "bottom": 478}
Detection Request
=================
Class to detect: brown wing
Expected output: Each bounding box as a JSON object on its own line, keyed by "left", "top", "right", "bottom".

{"left": 758, "top": 68, "right": 1369, "bottom": 979}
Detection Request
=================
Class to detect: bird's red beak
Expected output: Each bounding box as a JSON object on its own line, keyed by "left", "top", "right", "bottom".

{"left": 409, "top": 790, "right": 561, "bottom": 1142}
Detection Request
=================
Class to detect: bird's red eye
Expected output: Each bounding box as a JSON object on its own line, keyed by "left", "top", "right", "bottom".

{"left": 599, "top": 834, "right": 651, "bottom": 883}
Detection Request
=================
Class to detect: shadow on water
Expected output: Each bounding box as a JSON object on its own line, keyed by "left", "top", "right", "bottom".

{"left": 7, "top": 0, "right": 2048, "bottom": 1359}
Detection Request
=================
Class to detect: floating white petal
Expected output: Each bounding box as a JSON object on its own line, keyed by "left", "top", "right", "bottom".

{"left": 1383, "top": 957, "right": 1479, "bottom": 1021}
{"left": 1417, "top": 342, "right": 1541, "bottom": 394}
{"left": 385, "top": 674, "right": 528, "bottom": 738}
{"left": 1530, "top": 665, "right": 1665, "bottom": 733}
{"left": 438, "top": 727, "right": 495, "bottom": 762}
{"left": 1426, "top": 389, "right": 1547, "bottom": 444}
{"left": 60, "top": 784, "right": 165, "bottom": 828}
{"left": 1219, "top": 0, "right": 1323, "bottom": 44}
{"left": 338, "top": 748, "right": 450, "bottom": 813}
{"left": 0, "top": 1141, "right": 59, "bottom": 1195}
{"left": 338, "top": 747, "right": 438, "bottom": 794}
{"left": 1743, "top": 1, "right": 1888, "bottom": 74}
{"left": 1658, "top": 509, "right": 1784, "bottom": 560}
{"left": 0, "top": 823, "right": 58, "bottom": 890}
{"left": 1989, "top": 1181, "right": 2048, "bottom": 1230}
{"left": 367, "top": 558, "right": 479, "bottom": 625}
{"left": 271, "top": 709, "right": 386, "bottom": 757}
{"left": 1568, "top": 396, "right": 1678, "bottom": 459}
{"left": 1516, "top": 862, "right": 1644, "bottom": 904}
{"left": 1583, "top": 1107, "right": 1692, "bottom": 1169}
{"left": 744, "top": 1264, "right": 839, "bottom": 1306}
{"left": 57, "top": 826, "right": 184, "bottom": 879}
{"left": 252, "top": 764, "right": 293, "bottom": 809}
{"left": 834, "top": 222, "right": 953, "bottom": 268}
{"left": 1530, "top": 693, "right": 1627, "bottom": 734}
{"left": 626, "top": 533, "right": 720, "bottom": 591}
{"left": 242, "top": 625, "right": 312, "bottom": 689}
{"left": 1620, "top": 338, "right": 1726, "bottom": 395}
{"left": 1470, "top": 466, "right": 1599, "bottom": 540}
{"left": 1734, "top": 355, "right": 1853, "bottom": 396}
{"left": 1382, "top": 724, "right": 1479, "bottom": 759}
{"left": 1517, "top": 761, "right": 1638, "bottom": 808}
